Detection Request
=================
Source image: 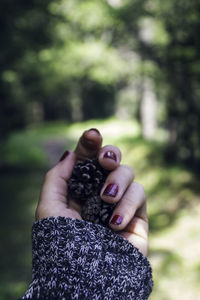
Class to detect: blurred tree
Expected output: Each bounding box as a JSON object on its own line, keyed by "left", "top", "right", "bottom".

{"left": 156, "top": 0, "right": 200, "bottom": 169}
{"left": 1, "top": 0, "right": 200, "bottom": 169}
{"left": 0, "top": 0, "right": 61, "bottom": 140}
{"left": 0, "top": 0, "right": 133, "bottom": 139}
{"left": 43, "top": 0, "right": 131, "bottom": 121}
{"left": 111, "top": 0, "right": 200, "bottom": 169}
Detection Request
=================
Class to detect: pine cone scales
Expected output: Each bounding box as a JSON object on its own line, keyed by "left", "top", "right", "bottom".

{"left": 68, "top": 159, "right": 109, "bottom": 201}
{"left": 68, "top": 159, "right": 116, "bottom": 226}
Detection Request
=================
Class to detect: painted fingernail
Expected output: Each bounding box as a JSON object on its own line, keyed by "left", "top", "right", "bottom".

{"left": 110, "top": 215, "right": 123, "bottom": 225}
{"left": 87, "top": 128, "right": 101, "bottom": 135}
{"left": 103, "top": 183, "right": 118, "bottom": 197}
{"left": 104, "top": 151, "right": 117, "bottom": 161}
{"left": 59, "top": 150, "right": 70, "bottom": 161}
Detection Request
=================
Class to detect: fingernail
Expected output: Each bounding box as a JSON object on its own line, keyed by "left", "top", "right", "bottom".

{"left": 87, "top": 128, "right": 101, "bottom": 135}
{"left": 110, "top": 215, "right": 123, "bottom": 225}
{"left": 59, "top": 150, "right": 70, "bottom": 161}
{"left": 104, "top": 151, "right": 117, "bottom": 161}
{"left": 103, "top": 183, "right": 118, "bottom": 197}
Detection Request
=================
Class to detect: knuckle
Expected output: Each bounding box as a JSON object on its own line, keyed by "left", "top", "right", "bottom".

{"left": 120, "top": 164, "right": 135, "bottom": 177}
{"left": 133, "top": 182, "right": 146, "bottom": 200}
{"left": 125, "top": 196, "right": 136, "bottom": 212}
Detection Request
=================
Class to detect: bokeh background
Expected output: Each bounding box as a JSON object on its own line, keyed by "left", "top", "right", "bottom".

{"left": 0, "top": 0, "right": 200, "bottom": 299}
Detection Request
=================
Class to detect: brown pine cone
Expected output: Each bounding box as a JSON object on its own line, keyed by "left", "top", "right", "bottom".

{"left": 68, "top": 159, "right": 116, "bottom": 226}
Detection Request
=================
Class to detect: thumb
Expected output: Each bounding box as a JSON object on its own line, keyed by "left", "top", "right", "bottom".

{"left": 75, "top": 128, "right": 103, "bottom": 161}
{"left": 36, "top": 151, "right": 79, "bottom": 220}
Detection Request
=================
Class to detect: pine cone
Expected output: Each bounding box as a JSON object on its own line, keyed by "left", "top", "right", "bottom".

{"left": 68, "top": 159, "right": 116, "bottom": 226}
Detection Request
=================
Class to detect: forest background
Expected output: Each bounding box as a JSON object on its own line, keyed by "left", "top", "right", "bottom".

{"left": 0, "top": 0, "right": 200, "bottom": 299}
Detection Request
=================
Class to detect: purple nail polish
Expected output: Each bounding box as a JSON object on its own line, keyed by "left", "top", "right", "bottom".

{"left": 59, "top": 150, "right": 70, "bottom": 161}
{"left": 110, "top": 215, "right": 123, "bottom": 225}
{"left": 103, "top": 183, "right": 118, "bottom": 197}
{"left": 104, "top": 151, "right": 117, "bottom": 161}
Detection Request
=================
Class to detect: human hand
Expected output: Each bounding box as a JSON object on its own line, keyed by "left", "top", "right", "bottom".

{"left": 35, "top": 129, "right": 148, "bottom": 256}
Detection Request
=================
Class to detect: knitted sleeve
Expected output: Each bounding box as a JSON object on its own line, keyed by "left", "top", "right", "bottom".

{"left": 21, "top": 217, "right": 153, "bottom": 300}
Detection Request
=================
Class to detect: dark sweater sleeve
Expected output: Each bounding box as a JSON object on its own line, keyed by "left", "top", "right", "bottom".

{"left": 21, "top": 217, "right": 153, "bottom": 300}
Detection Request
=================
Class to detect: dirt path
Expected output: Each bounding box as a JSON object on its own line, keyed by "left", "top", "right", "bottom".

{"left": 42, "top": 137, "right": 74, "bottom": 167}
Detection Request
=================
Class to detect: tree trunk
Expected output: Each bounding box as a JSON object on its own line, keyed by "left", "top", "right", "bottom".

{"left": 141, "top": 77, "right": 157, "bottom": 140}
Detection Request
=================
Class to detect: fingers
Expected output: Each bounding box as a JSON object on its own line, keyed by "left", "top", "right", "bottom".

{"left": 74, "top": 128, "right": 122, "bottom": 173}
{"left": 75, "top": 128, "right": 103, "bottom": 161}
{"left": 100, "top": 164, "right": 134, "bottom": 203}
{"left": 98, "top": 145, "right": 121, "bottom": 171}
{"left": 107, "top": 181, "right": 148, "bottom": 256}
{"left": 35, "top": 151, "right": 81, "bottom": 220}
{"left": 109, "top": 182, "right": 147, "bottom": 230}
{"left": 119, "top": 217, "right": 149, "bottom": 256}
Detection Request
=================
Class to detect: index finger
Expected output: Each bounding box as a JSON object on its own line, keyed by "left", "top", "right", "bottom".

{"left": 98, "top": 145, "right": 121, "bottom": 171}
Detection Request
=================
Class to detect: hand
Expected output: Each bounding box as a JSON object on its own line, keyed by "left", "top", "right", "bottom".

{"left": 35, "top": 129, "right": 148, "bottom": 256}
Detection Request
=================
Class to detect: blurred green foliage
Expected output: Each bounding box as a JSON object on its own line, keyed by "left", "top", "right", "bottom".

{"left": 1, "top": 2, "right": 200, "bottom": 298}
{"left": 1, "top": 0, "right": 200, "bottom": 169}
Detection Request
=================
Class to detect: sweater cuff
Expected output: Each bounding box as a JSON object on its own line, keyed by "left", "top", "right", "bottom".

{"left": 22, "top": 217, "right": 153, "bottom": 300}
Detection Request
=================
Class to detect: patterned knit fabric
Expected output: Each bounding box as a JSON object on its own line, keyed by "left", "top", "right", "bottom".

{"left": 21, "top": 217, "right": 153, "bottom": 300}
